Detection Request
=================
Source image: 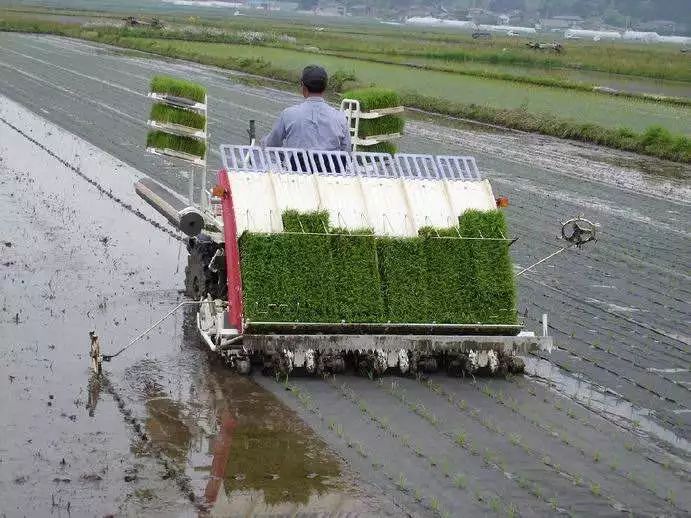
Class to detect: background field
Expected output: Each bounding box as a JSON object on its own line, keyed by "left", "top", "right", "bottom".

{"left": 1, "top": 6, "right": 689, "bottom": 160}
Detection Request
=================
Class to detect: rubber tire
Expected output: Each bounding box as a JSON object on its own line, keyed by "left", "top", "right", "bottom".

{"left": 185, "top": 240, "right": 221, "bottom": 300}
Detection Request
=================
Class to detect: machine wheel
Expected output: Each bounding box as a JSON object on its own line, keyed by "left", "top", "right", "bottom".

{"left": 185, "top": 238, "right": 224, "bottom": 300}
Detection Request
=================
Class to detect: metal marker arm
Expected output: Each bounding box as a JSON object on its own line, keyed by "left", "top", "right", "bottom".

{"left": 102, "top": 300, "right": 208, "bottom": 361}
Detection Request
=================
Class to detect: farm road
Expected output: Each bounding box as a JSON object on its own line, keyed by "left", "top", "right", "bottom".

{"left": 0, "top": 31, "right": 689, "bottom": 516}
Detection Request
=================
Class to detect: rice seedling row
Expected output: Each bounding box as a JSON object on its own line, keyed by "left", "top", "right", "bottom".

{"left": 528, "top": 298, "right": 691, "bottom": 393}
{"left": 474, "top": 373, "right": 690, "bottom": 485}
{"left": 331, "top": 377, "right": 554, "bottom": 512}
{"left": 281, "top": 377, "right": 468, "bottom": 517}
{"left": 414, "top": 376, "right": 685, "bottom": 511}
{"left": 376, "top": 377, "right": 633, "bottom": 514}
{"left": 324, "top": 376, "right": 518, "bottom": 517}
{"left": 524, "top": 283, "right": 691, "bottom": 368}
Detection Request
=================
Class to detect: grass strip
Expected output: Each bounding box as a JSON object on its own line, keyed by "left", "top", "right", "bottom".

{"left": 241, "top": 211, "right": 517, "bottom": 324}
{"left": 150, "top": 75, "right": 206, "bottom": 103}
{"left": 377, "top": 237, "right": 429, "bottom": 323}
{"left": 358, "top": 141, "right": 398, "bottom": 155}
{"left": 358, "top": 115, "right": 405, "bottom": 138}
{"left": 330, "top": 228, "right": 385, "bottom": 323}
{"left": 3, "top": 16, "right": 690, "bottom": 100}
{"left": 404, "top": 92, "right": 691, "bottom": 163}
{"left": 419, "top": 226, "right": 473, "bottom": 324}
{"left": 146, "top": 131, "right": 206, "bottom": 158}
{"left": 239, "top": 232, "right": 336, "bottom": 323}
{"left": 458, "top": 210, "right": 517, "bottom": 325}
{"left": 343, "top": 88, "right": 404, "bottom": 153}
{"left": 281, "top": 209, "right": 330, "bottom": 233}
{"left": 342, "top": 87, "right": 402, "bottom": 112}
{"left": 149, "top": 103, "right": 206, "bottom": 129}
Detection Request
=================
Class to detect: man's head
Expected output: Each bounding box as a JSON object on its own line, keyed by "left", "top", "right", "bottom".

{"left": 301, "top": 65, "right": 328, "bottom": 98}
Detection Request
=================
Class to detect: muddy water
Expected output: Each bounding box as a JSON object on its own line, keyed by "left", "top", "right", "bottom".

{"left": 0, "top": 106, "right": 379, "bottom": 516}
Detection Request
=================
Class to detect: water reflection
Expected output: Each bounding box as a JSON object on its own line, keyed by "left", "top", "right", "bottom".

{"left": 127, "top": 314, "right": 355, "bottom": 515}
{"left": 525, "top": 356, "right": 690, "bottom": 456}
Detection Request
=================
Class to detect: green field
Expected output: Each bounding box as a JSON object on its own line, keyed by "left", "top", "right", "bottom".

{"left": 126, "top": 37, "right": 691, "bottom": 135}
{"left": 1, "top": 8, "right": 689, "bottom": 161}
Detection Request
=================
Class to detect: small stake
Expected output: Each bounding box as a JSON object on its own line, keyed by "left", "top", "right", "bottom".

{"left": 89, "top": 332, "right": 102, "bottom": 375}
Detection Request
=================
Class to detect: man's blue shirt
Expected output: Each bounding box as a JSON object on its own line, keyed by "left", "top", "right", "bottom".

{"left": 262, "top": 97, "right": 352, "bottom": 151}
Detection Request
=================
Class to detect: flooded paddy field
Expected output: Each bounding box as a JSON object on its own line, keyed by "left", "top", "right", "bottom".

{"left": 1, "top": 32, "right": 689, "bottom": 516}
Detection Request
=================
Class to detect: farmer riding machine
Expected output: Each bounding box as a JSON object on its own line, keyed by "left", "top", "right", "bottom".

{"left": 138, "top": 77, "right": 595, "bottom": 378}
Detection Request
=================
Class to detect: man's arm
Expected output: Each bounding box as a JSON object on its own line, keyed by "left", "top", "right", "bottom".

{"left": 261, "top": 112, "right": 286, "bottom": 148}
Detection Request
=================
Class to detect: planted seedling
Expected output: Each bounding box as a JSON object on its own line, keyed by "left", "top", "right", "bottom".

{"left": 454, "top": 430, "right": 467, "bottom": 448}
{"left": 453, "top": 473, "right": 467, "bottom": 489}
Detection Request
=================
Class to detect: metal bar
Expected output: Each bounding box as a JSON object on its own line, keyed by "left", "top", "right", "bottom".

{"left": 516, "top": 244, "right": 573, "bottom": 276}
{"left": 244, "top": 321, "right": 524, "bottom": 336}
{"left": 103, "top": 301, "right": 207, "bottom": 360}
{"left": 219, "top": 169, "right": 245, "bottom": 332}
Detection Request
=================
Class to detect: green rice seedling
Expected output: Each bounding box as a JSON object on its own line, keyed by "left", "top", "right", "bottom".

{"left": 355, "top": 442, "right": 367, "bottom": 458}
{"left": 358, "top": 115, "right": 405, "bottom": 138}
{"left": 593, "top": 450, "right": 601, "bottom": 463}
{"left": 343, "top": 87, "right": 402, "bottom": 112}
{"left": 150, "top": 75, "right": 206, "bottom": 102}
{"left": 509, "top": 433, "right": 521, "bottom": 446}
{"left": 430, "top": 496, "right": 440, "bottom": 512}
{"left": 239, "top": 230, "right": 336, "bottom": 322}
{"left": 146, "top": 131, "right": 206, "bottom": 158}
{"left": 149, "top": 103, "right": 206, "bottom": 129}
{"left": 344, "top": 87, "right": 404, "bottom": 153}
{"left": 376, "top": 237, "right": 428, "bottom": 322}
{"left": 482, "top": 448, "right": 495, "bottom": 466}
{"left": 397, "top": 472, "right": 407, "bottom": 491}
{"left": 414, "top": 488, "right": 422, "bottom": 502}
{"left": 458, "top": 210, "right": 517, "bottom": 324}
{"left": 420, "top": 226, "right": 474, "bottom": 324}
{"left": 530, "top": 485, "right": 543, "bottom": 499}
{"left": 550, "top": 496, "right": 558, "bottom": 511}
{"left": 453, "top": 473, "right": 467, "bottom": 489}
{"left": 489, "top": 495, "right": 501, "bottom": 512}
{"left": 667, "top": 490, "right": 676, "bottom": 505}
{"left": 358, "top": 141, "right": 398, "bottom": 155}
{"left": 281, "top": 209, "right": 330, "bottom": 233}
{"left": 590, "top": 483, "right": 601, "bottom": 496}
{"left": 506, "top": 503, "right": 519, "bottom": 517}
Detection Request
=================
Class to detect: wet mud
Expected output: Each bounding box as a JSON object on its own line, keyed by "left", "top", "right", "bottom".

{"left": 0, "top": 109, "right": 381, "bottom": 516}
{"left": 0, "top": 32, "right": 689, "bottom": 516}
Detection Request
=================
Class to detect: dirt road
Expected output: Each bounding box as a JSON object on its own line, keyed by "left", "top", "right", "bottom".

{"left": 0, "top": 32, "right": 689, "bottom": 516}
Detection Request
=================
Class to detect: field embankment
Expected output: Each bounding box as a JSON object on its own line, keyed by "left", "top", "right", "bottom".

{"left": 1, "top": 10, "right": 690, "bottom": 162}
